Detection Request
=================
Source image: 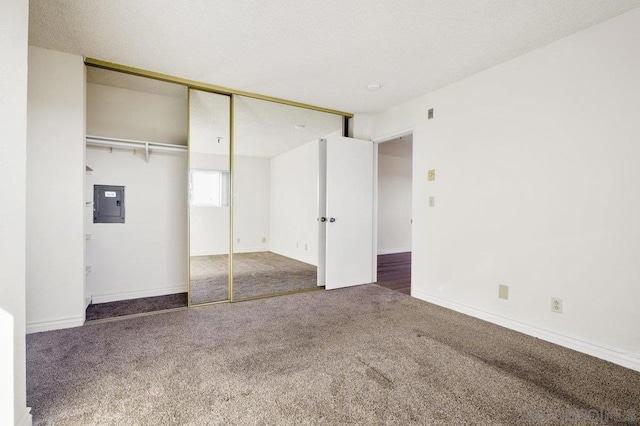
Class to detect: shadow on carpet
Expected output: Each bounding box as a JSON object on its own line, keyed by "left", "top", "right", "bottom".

{"left": 85, "top": 293, "right": 188, "bottom": 321}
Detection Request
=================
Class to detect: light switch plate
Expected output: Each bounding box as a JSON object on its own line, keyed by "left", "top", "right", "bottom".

{"left": 428, "top": 169, "right": 436, "bottom": 181}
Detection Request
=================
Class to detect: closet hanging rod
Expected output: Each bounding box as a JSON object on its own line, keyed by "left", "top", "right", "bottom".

{"left": 86, "top": 135, "right": 187, "bottom": 163}
{"left": 86, "top": 135, "right": 187, "bottom": 153}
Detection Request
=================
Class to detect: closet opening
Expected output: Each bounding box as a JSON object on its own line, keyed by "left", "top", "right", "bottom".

{"left": 84, "top": 67, "right": 189, "bottom": 321}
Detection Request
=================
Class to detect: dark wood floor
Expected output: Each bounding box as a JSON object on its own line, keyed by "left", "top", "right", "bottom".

{"left": 86, "top": 293, "right": 188, "bottom": 322}
{"left": 376, "top": 252, "right": 411, "bottom": 295}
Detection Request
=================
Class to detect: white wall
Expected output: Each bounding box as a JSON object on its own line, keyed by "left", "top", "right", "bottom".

{"left": 85, "top": 82, "right": 188, "bottom": 303}
{"left": 85, "top": 148, "right": 188, "bottom": 303}
{"left": 234, "top": 156, "right": 271, "bottom": 253}
{"left": 26, "top": 47, "right": 85, "bottom": 334}
{"left": 270, "top": 140, "right": 319, "bottom": 265}
{"left": 86, "top": 82, "right": 187, "bottom": 144}
{"left": 0, "top": 0, "right": 30, "bottom": 423}
{"left": 359, "top": 8, "right": 640, "bottom": 370}
{"left": 189, "top": 206, "right": 230, "bottom": 256}
{"left": 188, "top": 153, "right": 229, "bottom": 256}
{"left": 188, "top": 154, "right": 270, "bottom": 256}
{"left": 377, "top": 153, "right": 412, "bottom": 254}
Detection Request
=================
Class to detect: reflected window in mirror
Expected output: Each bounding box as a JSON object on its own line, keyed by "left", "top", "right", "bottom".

{"left": 189, "top": 169, "right": 230, "bottom": 207}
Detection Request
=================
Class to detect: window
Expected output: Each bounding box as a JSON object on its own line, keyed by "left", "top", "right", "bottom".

{"left": 189, "top": 170, "right": 230, "bottom": 207}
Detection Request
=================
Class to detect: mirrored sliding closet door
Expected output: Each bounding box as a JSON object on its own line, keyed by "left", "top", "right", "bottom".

{"left": 231, "top": 96, "right": 342, "bottom": 300}
{"left": 188, "top": 89, "right": 231, "bottom": 305}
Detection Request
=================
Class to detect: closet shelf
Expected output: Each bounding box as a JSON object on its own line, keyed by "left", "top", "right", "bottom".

{"left": 86, "top": 135, "right": 187, "bottom": 163}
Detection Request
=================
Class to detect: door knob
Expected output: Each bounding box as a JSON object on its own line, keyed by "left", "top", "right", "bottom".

{"left": 318, "top": 217, "right": 327, "bottom": 222}
{"left": 329, "top": 217, "right": 336, "bottom": 223}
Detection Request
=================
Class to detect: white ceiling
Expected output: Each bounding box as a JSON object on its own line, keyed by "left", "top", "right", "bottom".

{"left": 379, "top": 135, "right": 413, "bottom": 159}
{"left": 30, "top": 1, "right": 640, "bottom": 114}
{"left": 189, "top": 89, "right": 342, "bottom": 158}
{"left": 234, "top": 97, "right": 342, "bottom": 157}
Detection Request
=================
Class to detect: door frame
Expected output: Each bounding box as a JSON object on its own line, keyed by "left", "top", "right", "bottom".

{"left": 372, "top": 128, "right": 415, "bottom": 284}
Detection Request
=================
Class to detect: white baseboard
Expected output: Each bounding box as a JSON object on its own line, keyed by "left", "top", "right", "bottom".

{"left": 91, "top": 285, "right": 187, "bottom": 304}
{"left": 270, "top": 247, "right": 317, "bottom": 266}
{"left": 377, "top": 247, "right": 411, "bottom": 255}
{"left": 17, "top": 408, "right": 32, "bottom": 426}
{"left": 190, "top": 247, "right": 268, "bottom": 257}
{"left": 190, "top": 249, "right": 226, "bottom": 257}
{"left": 26, "top": 316, "right": 84, "bottom": 334}
{"left": 412, "top": 289, "right": 640, "bottom": 373}
{"left": 236, "top": 247, "right": 269, "bottom": 254}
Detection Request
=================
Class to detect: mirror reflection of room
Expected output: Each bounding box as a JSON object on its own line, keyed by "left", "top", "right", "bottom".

{"left": 188, "top": 89, "right": 231, "bottom": 305}
{"left": 84, "top": 67, "right": 189, "bottom": 321}
{"left": 231, "top": 96, "right": 342, "bottom": 300}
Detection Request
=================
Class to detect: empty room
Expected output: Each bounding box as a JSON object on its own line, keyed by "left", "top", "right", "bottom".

{"left": 2, "top": 1, "right": 640, "bottom": 425}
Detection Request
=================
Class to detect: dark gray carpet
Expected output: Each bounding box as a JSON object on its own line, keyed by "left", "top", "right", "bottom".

{"left": 86, "top": 293, "right": 188, "bottom": 321}
{"left": 190, "top": 251, "right": 317, "bottom": 304}
{"left": 27, "top": 285, "right": 640, "bottom": 425}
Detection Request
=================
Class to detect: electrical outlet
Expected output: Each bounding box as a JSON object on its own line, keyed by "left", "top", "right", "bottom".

{"left": 262, "top": 237, "right": 266, "bottom": 243}
{"left": 429, "top": 196, "right": 435, "bottom": 207}
{"left": 551, "top": 298, "right": 563, "bottom": 313}
{"left": 304, "top": 243, "right": 308, "bottom": 250}
{"left": 428, "top": 169, "right": 436, "bottom": 181}
{"left": 498, "top": 284, "right": 509, "bottom": 300}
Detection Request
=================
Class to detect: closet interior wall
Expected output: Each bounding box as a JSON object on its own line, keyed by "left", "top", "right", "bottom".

{"left": 84, "top": 70, "right": 188, "bottom": 305}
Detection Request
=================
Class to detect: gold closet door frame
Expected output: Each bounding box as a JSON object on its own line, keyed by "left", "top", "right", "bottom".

{"left": 85, "top": 59, "right": 351, "bottom": 307}
{"left": 186, "top": 89, "right": 234, "bottom": 307}
{"left": 85, "top": 58, "right": 353, "bottom": 118}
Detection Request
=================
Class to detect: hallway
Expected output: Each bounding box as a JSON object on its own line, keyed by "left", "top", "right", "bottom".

{"left": 376, "top": 252, "right": 411, "bottom": 295}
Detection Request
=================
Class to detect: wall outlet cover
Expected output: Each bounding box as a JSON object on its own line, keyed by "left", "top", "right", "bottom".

{"left": 499, "top": 284, "right": 509, "bottom": 300}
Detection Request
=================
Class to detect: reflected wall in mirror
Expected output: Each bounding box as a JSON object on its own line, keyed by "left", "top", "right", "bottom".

{"left": 188, "top": 89, "right": 231, "bottom": 305}
{"left": 232, "top": 95, "right": 343, "bottom": 300}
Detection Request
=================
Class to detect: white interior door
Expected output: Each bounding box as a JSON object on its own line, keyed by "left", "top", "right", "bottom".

{"left": 322, "top": 136, "right": 374, "bottom": 289}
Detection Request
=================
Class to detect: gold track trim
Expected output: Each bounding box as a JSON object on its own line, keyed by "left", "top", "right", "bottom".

{"left": 232, "top": 285, "right": 324, "bottom": 303}
{"left": 84, "top": 305, "right": 191, "bottom": 326}
{"left": 85, "top": 58, "right": 353, "bottom": 118}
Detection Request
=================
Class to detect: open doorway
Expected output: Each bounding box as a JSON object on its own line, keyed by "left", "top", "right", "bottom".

{"left": 375, "top": 133, "right": 412, "bottom": 295}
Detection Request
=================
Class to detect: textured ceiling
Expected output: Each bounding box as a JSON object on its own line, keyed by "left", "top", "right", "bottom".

{"left": 30, "top": 0, "right": 640, "bottom": 114}
{"left": 189, "top": 90, "right": 342, "bottom": 158}
{"left": 234, "top": 96, "right": 342, "bottom": 158}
